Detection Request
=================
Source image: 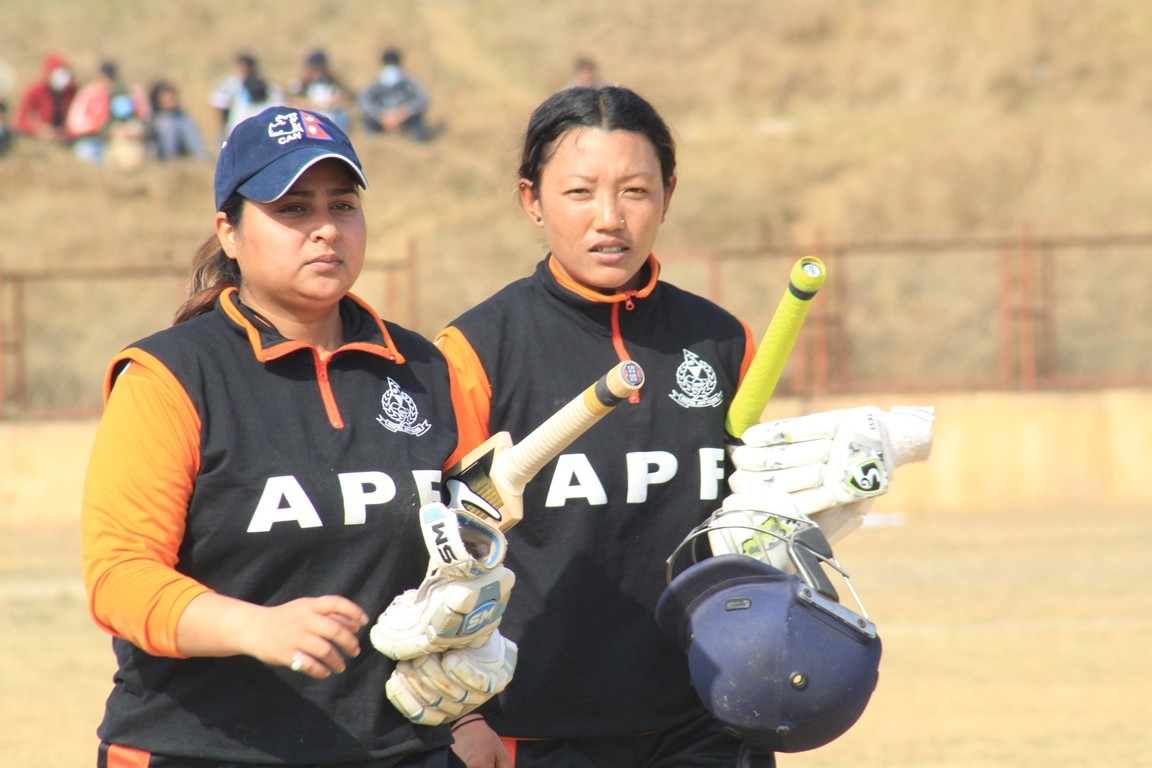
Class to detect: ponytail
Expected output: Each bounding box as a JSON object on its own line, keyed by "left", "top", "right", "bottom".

{"left": 173, "top": 194, "right": 244, "bottom": 324}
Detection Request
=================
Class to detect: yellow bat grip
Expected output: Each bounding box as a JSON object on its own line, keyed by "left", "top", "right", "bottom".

{"left": 724, "top": 255, "right": 827, "bottom": 439}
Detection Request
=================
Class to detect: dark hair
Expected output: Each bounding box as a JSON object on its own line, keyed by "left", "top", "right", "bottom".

{"left": 382, "top": 48, "right": 402, "bottom": 66}
{"left": 243, "top": 74, "right": 269, "bottom": 103}
{"left": 518, "top": 86, "right": 676, "bottom": 189}
{"left": 149, "top": 80, "right": 174, "bottom": 112}
{"left": 173, "top": 194, "right": 245, "bottom": 324}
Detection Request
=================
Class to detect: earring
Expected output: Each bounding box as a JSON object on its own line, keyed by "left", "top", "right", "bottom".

{"left": 536, "top": 216, "right": 542, "bottom": 223}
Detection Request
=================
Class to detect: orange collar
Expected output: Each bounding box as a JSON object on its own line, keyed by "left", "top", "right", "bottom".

{"left": 547, "top": 253, "right": 660, "bottom": 304}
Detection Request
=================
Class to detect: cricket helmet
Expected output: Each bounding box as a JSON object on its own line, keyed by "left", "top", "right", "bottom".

{"left": 655, "top": 513, "right": 882, "bottom": 753}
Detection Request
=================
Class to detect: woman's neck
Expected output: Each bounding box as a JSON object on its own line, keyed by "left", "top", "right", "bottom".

{"left": 239, "top": 293, "right": 345, "bottom": 355}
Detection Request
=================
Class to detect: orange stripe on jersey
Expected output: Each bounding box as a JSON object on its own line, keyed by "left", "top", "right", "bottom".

{"left": 736, "top": 318, "right": 756, "bottom": 386}
{"left": 105, "top": 743, "right": 150, "bottom": 768}
{"left": 435, "top": 326, "right": 493, "bottom": 469}
{"left": 500, "top": 736, "right": 519, "bottom": 765}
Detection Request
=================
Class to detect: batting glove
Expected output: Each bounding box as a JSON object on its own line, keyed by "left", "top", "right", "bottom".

{"left": 706, "top": 489, "right": 813, "bottom": 572}
{"left": 371, "top": 503, "right": 515, "bottom": 660}
{"left": 727, "top": 405, "right": 934, "bottom": 545}
{"left": 386, "top": 630, "right": 518, "bottom": 726}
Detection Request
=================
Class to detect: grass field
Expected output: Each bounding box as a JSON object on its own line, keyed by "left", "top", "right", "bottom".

{"left": 3, "top": 505, "right": 1150, "bottom": 767}
{"left": 3, "top": 3, "right": 1152, "bottom": 765}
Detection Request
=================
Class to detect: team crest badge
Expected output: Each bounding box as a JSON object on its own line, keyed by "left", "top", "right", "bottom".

{"left": 376, "top": 378, "right": 431, "bottom": 435}
{"left": 669, "top": 349, "right": 723, "bottom": 408}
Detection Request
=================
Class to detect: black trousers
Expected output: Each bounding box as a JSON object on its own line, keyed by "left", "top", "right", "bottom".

{"left": 501, "top": 712, "right": 758, "bottom": 768}
{"left": 97, "top": 741, "right": 465, "bottom": 768}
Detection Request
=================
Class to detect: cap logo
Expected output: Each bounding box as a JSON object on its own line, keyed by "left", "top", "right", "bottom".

{"left": 266, "top": 110, "right": 334, "bottom": 145}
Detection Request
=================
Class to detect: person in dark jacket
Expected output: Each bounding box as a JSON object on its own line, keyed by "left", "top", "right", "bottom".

{"left": 437, "top": 83, "right": 934, "bottom": 768}
{"left": 82, "top": 106, "right": 480, "bottom": 767}
{"left": 147, "top": 80, "right": 206, "bottom": 161}
{"left": 359, "top": 47, "right": 430, "bottom": 142}
{"left": 435, "top": 85, "right": 756, "bottom": 768}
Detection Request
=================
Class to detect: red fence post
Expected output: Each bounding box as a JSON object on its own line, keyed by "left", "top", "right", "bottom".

{"left": 998, "top": 245, "right": 1016, "bottom": 388}
{"left": 810, "top": 241, "right": 832, "bottom": 395}
{"left": 11, "top": 278, "right": 27, "bottom": 413}
{"left": 1038, "top": 242, "right": 1057, "bottom": 382}
{"left": 407, "top": 238, "right": 419, "bottom": 332}
{"left": 0, "top": 272, "right": 7, "bottom": 415}
{"left": 1017, "top": 229, "right": 1037, "bottom": 390}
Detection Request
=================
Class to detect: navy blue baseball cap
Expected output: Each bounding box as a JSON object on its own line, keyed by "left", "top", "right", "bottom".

{"left": 214, "top": 106, "right": 367, "bottom": 211}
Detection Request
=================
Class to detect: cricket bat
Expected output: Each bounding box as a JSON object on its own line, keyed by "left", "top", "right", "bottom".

{"left": 445, "top": 359, "right": 645, "bottom": 531}
{"left": 724, "top": 255, "right": 828, "bottom": 440}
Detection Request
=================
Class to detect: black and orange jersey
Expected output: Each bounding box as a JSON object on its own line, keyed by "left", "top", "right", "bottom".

{"left": 436, "top": 255, "right": 755, "bottom": 740}
{"left": 82, "top": 288, "right": 462, "bottom": 762}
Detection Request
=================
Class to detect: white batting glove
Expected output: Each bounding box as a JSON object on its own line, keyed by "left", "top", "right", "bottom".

{"left": 385, "top": 630, "right": 518, "bottom": 726}
{"left": 706, "top": 489, "right": 813, "bottom": 572}
{"left": 371, "top": 503, "right": 515, "bottom": 660}
{"left": 727, "top": 406, "right": 934, "bottom": 545}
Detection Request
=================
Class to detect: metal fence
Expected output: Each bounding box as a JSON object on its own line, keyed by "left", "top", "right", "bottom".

{"left": 3, "top": 232, "right": 1150, "bottom": 419}
{"left": 657, "top": 231, "right": 1152, "bottom": 396}
{"left": 0, "top": 254, "right": 417, "bottom": 419}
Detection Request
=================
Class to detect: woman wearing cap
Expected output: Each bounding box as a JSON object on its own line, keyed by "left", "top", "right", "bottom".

{"left": 82, "top": 107, "right": 476, "bottom": 767}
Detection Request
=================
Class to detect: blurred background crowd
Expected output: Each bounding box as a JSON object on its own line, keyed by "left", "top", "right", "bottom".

{"left": 1, "top": 43, "right": 573, "bottom": 170}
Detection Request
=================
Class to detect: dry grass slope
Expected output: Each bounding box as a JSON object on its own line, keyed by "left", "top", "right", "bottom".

{"left": 3, "top": 1, "right": 1151, "bottom": 409}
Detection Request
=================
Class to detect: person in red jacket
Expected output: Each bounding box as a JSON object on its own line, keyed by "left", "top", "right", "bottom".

{"left": 65, "top": 60, "right": 150, "bottom": 164}
{"left": 14, "top": 52, "right": 76, "bottom": 142}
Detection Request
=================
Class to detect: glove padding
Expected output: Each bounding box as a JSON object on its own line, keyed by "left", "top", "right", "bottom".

{"left": 371, "top": 503, "right": 515, "bottom": 660}
{"left": 727, "top": 405, "right": 934, "bottom": 545}
{"left": 386, "top": 630, "right": 518, "bottom": 726}
{"left": 706, "top": 490, "right": 812, "bottom": 572}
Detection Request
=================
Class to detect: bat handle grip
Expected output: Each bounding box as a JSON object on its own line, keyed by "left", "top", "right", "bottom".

{"left": 497, "top": 360, "right": 644, "bottom": 489}
{"left": 594, "top": 359, "right": 646, "bottom": 405}
{"left": 724, "top": 256, "right": 827, "bottom": 439}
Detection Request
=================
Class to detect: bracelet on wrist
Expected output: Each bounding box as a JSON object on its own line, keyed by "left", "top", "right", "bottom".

{"left": 450, "top": 714, "right": 486, "bottom": 732}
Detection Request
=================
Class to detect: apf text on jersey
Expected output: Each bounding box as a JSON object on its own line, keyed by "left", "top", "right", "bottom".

{"left": 245, "top": 447, "right": 726, "bottom": 532}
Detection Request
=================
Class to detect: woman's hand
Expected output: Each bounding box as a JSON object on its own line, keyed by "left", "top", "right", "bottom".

{"left": 451, "top": 717, "right": 513, "bottom": 768}
{"left": 176, "top": 592, "right": 368, "bottom": 679}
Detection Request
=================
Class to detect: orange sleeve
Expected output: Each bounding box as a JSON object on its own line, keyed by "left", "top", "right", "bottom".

{"left": 81, "top": 351, "right": 211, "bottom": 658}
{"left": 736, "top": 319, "right": 756, "bottom": 388}
{"left": 435, "top": 326, "right": 493, "bottom": 470}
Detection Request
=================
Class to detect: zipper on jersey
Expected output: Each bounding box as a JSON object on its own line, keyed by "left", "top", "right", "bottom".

{"left": 610, "top": 295, "right": 642, "bottom": 403}
{"left": 315, "top": 353, "right": 345, "bottom": 428}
